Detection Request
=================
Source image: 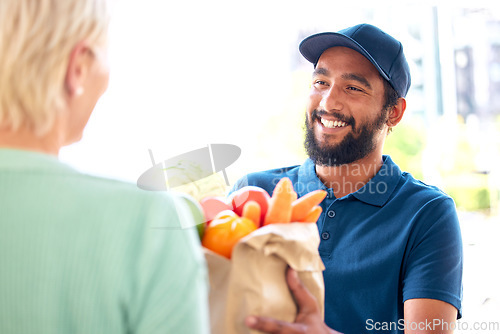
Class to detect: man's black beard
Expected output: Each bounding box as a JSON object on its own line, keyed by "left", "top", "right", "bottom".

{"left": 304, "top": 109, "right": 388, "bottom": 166}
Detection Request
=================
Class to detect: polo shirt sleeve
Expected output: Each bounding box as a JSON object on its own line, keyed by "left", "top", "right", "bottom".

{"left": 402, "top": 196, "right": 463, "bottom": 318}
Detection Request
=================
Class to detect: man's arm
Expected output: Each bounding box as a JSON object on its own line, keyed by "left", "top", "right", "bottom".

{"left": 404, "top": 298, "right": 458, "bottom": 334}
{"left": 245, "top": 270, "right": 459, "bottom": 334}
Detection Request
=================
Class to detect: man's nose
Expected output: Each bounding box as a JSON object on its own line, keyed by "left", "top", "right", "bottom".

{"left": 319, "top": 85, "right": 343, "bottom": 112}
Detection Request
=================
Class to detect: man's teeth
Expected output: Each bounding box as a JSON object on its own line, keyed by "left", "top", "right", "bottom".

{"left": 320, "top": 118, "right": 347, "bottom": 128}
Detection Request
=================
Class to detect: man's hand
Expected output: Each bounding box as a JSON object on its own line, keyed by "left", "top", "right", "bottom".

{"left": 245, "top": 267, "right": 341, "bottom": 334}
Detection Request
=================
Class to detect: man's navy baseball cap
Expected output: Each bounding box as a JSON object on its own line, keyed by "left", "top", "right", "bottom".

{"left": 299, "top": 24, "right": 411, "bottom": 98}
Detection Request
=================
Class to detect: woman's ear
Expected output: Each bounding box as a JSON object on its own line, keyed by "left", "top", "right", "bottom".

{"left": 387, "top": 97, "right": 406, "bottom": 128}
{"left": 64, "top": 41, "right": 93, "bottom": 97}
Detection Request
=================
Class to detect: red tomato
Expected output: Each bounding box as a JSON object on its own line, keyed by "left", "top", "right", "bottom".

{"left": 229, "top": 186, "right": 270, "bottom": 227}
{"left": 199, "top": 196, "right": 232, "bottom": 225}
{"left": 201, "top": 210, "right": 257, "bottom": 259}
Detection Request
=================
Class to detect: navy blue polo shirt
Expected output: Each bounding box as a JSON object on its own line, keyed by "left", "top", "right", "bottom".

{"left": 231, "top": 155, "right": 463, "bottom": 334}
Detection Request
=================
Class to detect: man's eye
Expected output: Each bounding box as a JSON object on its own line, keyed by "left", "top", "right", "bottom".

{"left": 347, "top": 86, "right": 363, "bottom": 92}
{"left": 314, "top": 80, "right": 328, "bottom": 86}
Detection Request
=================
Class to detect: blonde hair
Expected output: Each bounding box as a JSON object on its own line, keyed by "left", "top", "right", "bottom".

{"left": 0, "top": 0, "right": 112, "bottom": 136}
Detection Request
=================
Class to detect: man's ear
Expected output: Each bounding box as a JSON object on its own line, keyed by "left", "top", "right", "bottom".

{"left": 387, "top": 97, "right": 406, "bottom": 128}
{"left": 64, "top": 41, "right": 93, "bottom": 97}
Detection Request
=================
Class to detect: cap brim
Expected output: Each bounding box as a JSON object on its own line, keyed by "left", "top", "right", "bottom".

{"left": 299, "top": 32, "right": 390, "bottom": 82}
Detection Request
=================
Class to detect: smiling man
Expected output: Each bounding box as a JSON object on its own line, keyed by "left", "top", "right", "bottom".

{"left": 232, "top": 24, "right": 463, "bottom": 334}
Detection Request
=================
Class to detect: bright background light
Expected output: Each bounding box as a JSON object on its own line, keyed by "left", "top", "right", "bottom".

{"left": 61, "top": 0, "right": 434, "bottom": 184}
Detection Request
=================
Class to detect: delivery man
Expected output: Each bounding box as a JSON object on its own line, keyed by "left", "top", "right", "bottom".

{"left": 236, "top": 23, "right": 463, "bottom": 334}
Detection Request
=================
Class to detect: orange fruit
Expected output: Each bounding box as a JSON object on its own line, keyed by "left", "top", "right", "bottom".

{"left": 201, "top": 210, "right": 257, "bottom": 259}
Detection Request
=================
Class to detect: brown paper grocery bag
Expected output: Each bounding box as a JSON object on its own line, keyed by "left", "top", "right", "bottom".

{"left": 205, "top": 248, "right": 231, "bottom": 334}
{"left": 204, "top": 222, "right": 325, "bottom": 334}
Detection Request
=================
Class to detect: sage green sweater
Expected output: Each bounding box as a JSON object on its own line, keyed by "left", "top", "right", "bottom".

{"left": 0, "top": 149, "right": 209, "bottom": 334}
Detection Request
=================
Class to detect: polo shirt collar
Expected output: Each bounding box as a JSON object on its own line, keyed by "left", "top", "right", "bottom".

{"left": 351, "top": 155, "right": 401, "bottom": 206}
{"left": 296, "top": 155, "right": 401, "bottom": 207}
{"left": 297, "top": 158, "right": 329, "bottom": 197}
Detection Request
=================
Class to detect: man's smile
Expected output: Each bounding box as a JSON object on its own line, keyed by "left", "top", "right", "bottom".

{"left": 320, "top": 118, "right": 348, "bottom": 129}
{"left": 312, "top": 110, "right": 354, "bottom": 135}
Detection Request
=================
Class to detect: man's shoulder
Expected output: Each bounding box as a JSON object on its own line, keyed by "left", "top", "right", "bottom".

{"left": 399, "top": 171, "right": 451, "bottom": 201}
{"left": 382, "top": 155, "right": 452, "bottom": 202}
{"left": 390, "top": 171, "right": 459, "bottom": 223}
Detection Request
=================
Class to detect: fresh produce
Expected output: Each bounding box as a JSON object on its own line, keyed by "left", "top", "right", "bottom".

{"left": 175, "top": 192, "right": 206, "bottom": 240}
{"left": 242, "top": 200, "right": 261, "bottom": 227}
{"left": 302, "top": 205, "right": 323, "bottom": 223}
{"left": 263, "top": 178, "right": 298, "bottom": 225}
{"left": 201, "top": 210, "right": 257, "bottom": 259}
{"left": 291, "top": 189, "right": 327, "bottom": 222}
{"left": 198, "top": 178, "right": 327, "bottom": 258}
{"left": 230, "top": 186, "right": 270, "bottom": 227}
{"left": 199, "top": 196, "right": 232, "bottom": 225}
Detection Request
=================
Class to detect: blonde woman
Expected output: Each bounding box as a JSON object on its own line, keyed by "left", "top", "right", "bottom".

{"left": 0, "top": 1, "right": 209, "bottom": 333}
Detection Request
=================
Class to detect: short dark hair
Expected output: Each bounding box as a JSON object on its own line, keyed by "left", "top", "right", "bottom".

{"left": 382, "top": 79, "right": 400, "bottom": 112}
